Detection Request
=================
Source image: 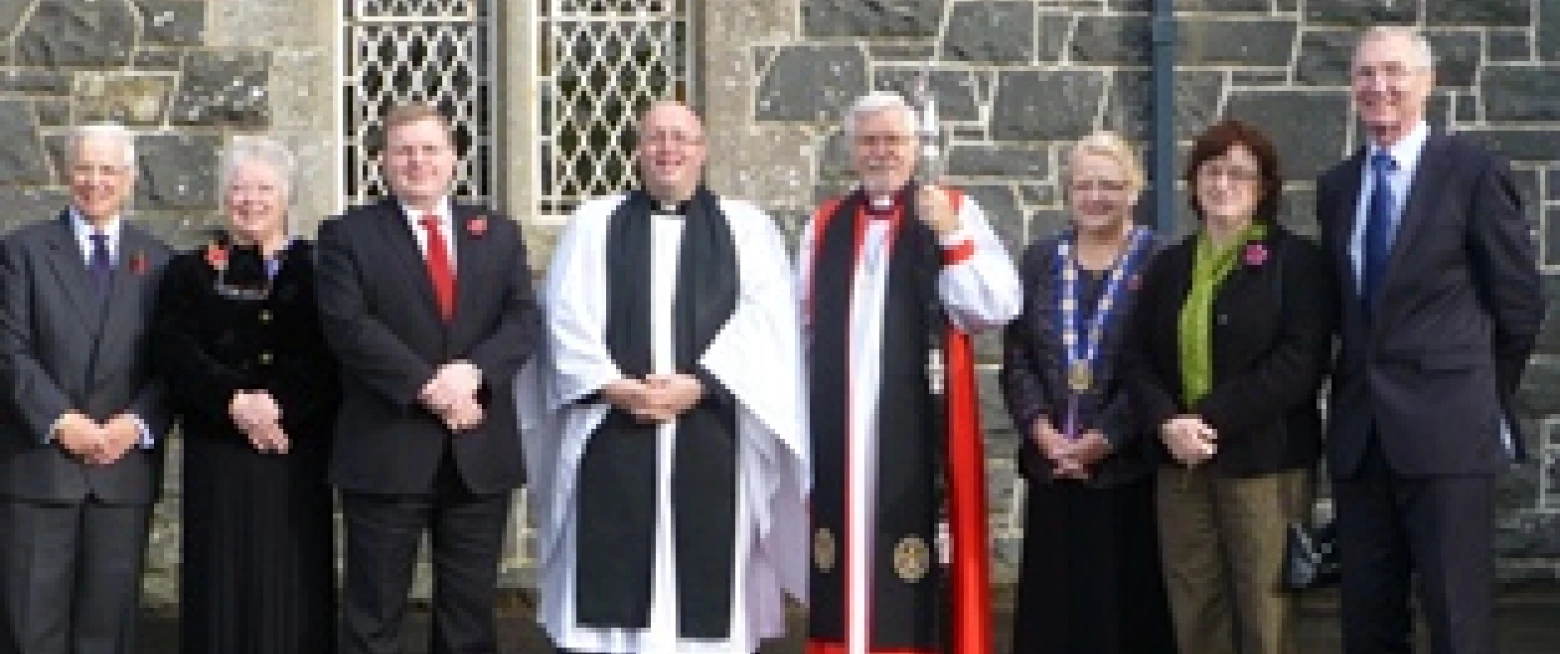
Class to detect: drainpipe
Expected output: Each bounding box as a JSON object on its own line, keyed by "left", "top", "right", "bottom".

{"left": 1152, "top": 0, "right": 1177, "bottom": 233}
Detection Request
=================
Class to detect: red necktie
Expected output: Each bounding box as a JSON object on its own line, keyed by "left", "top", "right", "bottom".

{"left": 419, "top": 215, "right": 456, "bottom": 321}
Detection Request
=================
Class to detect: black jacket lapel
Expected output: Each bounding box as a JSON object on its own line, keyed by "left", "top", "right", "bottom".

{"left": 375, "top": 198, "right": 442, "bottom": 324}
{"left": 1380, "top": 133, "right": 1452, "bottom": 299}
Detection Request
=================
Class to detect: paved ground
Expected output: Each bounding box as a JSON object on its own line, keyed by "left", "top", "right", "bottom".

{"left": 139, "top": 588, "right": 1560, "bottom": 653}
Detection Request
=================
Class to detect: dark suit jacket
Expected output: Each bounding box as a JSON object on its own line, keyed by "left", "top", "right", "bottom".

{"left": 1317, "top": 132, "right": 1545, "bottom": 478}
{"left": 0, "top": 213, "right": 172, "bottom": 504}
{"left": 152, "top": 238, "right": 340, "bottom": 450}
{"left": 1123, "top": 225, "right": 1337, "bottom": 477}
{"left": 1000, "top": 234, "right": 1158, "bottom": 488}
{"left": 316, "top": 198, "right": 540, "bottom": 495}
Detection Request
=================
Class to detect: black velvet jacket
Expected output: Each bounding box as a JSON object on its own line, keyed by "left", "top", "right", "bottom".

{"left": 152, "top": 238, "right": 340, "bottom": 445}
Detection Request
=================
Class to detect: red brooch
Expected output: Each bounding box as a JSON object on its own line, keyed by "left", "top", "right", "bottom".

{"left": 1243, "top": 243, "right": 1269, "bottom": 267}
{"left": 1127, "top": 274, "right": 1142, "bottom": 291}
{"left": 204, "top": 243, "right": 228, "bottom": 271}
{"left": 129, "top": 251, "right": 149, "bottom": 275}
{"left": 468, "top": 216, "right": 488, "bottom": 238}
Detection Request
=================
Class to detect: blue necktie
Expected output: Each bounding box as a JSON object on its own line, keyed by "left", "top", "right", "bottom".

{"left": 89, "top": 232, "right": 112, "bottom": 298}
{"left": 1361, "top": 152, "right": 1396, "bottom": 315}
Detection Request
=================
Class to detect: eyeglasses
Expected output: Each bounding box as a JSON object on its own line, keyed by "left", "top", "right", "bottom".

{"left": 1070, "top": 179, "right": 1131, "bottom": 194}
{"left": 1198, "top": 164, "right": 1262, "bottom": 183}
{"left": 1351, "top": 63, "right": 1423, "bottom": 84}
{"left": 853, "top": 133, "right": 913, "bottom": 148}
{"left": 639, "top": 130, "right": 703, "bottom": 147}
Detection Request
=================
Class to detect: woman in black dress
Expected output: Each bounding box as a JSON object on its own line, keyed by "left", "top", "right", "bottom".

{"left": 154, "top": 137, "right": 338, "bottom": 654}
{"left": 1000, "top": 131, "right": 1176, "bottom": 654}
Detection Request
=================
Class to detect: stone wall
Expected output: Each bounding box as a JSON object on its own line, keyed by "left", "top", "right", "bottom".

{"left": 701, "top": 0, "right": 1560, "bottom": 583}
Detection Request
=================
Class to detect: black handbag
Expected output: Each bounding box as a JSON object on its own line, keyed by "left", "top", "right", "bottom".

{"left": 1282, "top": 519, "right": 1340, "bottom": 590}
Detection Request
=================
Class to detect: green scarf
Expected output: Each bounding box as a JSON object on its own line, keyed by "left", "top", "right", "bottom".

{"left": 1178, "top": 222, "right": 1268, "bottom": 405}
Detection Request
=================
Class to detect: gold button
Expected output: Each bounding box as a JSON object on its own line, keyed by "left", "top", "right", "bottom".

{"left": 258, "top": 310, "right": 272, "bottom": 323}
{"left": 259, "top": 352, "right": 273, "bottom": 365}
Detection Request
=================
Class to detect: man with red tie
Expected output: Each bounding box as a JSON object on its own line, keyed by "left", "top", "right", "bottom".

{"left": 316, "top": 104, "right": 541, "bottom": 654}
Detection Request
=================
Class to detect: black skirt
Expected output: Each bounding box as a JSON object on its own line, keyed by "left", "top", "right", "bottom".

{"left": 1010, "top": 477, "right": 1176, "bottom": 654}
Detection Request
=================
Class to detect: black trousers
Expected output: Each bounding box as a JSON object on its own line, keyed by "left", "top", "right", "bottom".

{"left": 1333, "top": 435, "right": 1496, "bottom": 654}
{"left": 0, "top": 499, "right": 150, "bottom": 654}
{"left": 338, "top": 461, "right": 512, "bottom": 654}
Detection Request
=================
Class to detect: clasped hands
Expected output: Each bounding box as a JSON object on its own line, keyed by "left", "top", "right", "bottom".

{"left": 229, "top": 391, "right": 289, "bottom": 453}
{"left": 1160, "top": 415, "right": 1218, "bottom": 467}
{"left": 1030, "top": 420, "right": 1112, "bottom": 481}
{"left": 421, "top": 361, "right": 484, "bottom": 433}
{"left": 54, "top": 412, "right": 144, "bottom": 465}
{"left": 600, "top": 373, "right": 704, "bottom": 424}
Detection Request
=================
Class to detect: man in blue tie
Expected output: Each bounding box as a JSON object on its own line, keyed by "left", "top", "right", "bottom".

{"left": 1316, "top": 27, "right": 1545, "bottom": 654}
{"left": 0, "top": 124, "right": 173, "bottom": 654}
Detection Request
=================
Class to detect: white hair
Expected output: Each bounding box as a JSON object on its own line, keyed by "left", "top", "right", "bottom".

{"left": 218, "top": 136, "right": 296, "bottom": 206}
{"left": 1066, "top": 130, "right": 1146, "bottom": 196}
{"left": 843, "top": 92, "right": 917, "bottom": 138}
{"left": 65, "top": 123, "right": 136, "bottom": 169}
{"left": 1357, "top": 26, "right": 1436, "bottom": 70}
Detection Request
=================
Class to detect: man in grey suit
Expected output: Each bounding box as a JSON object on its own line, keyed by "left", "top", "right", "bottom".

{"left": 0, "top": 124, "right": 172, "bottom": 654}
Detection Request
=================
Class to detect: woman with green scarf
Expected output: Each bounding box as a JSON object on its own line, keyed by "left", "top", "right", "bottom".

{"left": 1122, "top": 119, "right": 1338, "bottom": 654}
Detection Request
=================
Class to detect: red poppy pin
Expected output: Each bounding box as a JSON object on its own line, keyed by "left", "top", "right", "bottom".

{"left": 129, "top": 251, "right": 150, "bottom": 275}
{"left": 1127, "top": 273, "right": 1142, "bottom": 291}
{"left": 1243, "top": 243, "right": 1269, "bottom": 267}
{"left": 468, "top": 216, "right": 488, "bottom": 238}
{"left": 204, "top": 242, "right": 228, "bottom": 271}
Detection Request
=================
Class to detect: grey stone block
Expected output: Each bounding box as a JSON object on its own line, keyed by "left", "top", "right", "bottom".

{"left": 947, "top": 145, "right": 1049, "bottom": 179}
{"left": 1550, "top": 169, "right": 1560, "bottom": 201}
{"left": 0, "top": 188, "right": 70, "bottom": 234}
{"left": 1296, "top": 29, "right": 1355, "bottom": 87}
{"left": 1036, "top": 13, "right": 1072, "bottom": 63}
{"left": 135, "top": 133, "right": 219, "bottom": 210}
{"left": 944, "top": 1, "right": 1035, "bottom": 64}
{"left": 1028, "top": 208, "right": 1070, "bottom": 245}
{"left": 1178, "top": 18, "right": 1297, "bottom": 67}
{"left": 0, "top": 69, "right": 71, "bottom": 95}
{"left": 873, "top": 68, "right": 983, "bottom": 122}
{"left": 1279, "top": 189, "right": 1319, "bottom": 238}
{"left": 15, "top": 0, "right": 138, "bottom": 67}
{"left": 1304, "top": 0, "right": 1418, "bottom": 24}
{"left": 1071, "top": 14, "right": 1151, "bottom": 66}
{"left": 170, "top": 51, "right": 270, "bottom": 127}
{"left": 1497, "top": 512, "right": 1560, "bottom": 559}
{"left": 0, "top": 101, "right": 51, "bottom": 186}
{"left": 756, "top": 45, "right": 866, "bottom": 123}
{"left": 134, "top": 0, "right": 205, "bottom": 46}
{"left": 1458, "top": 128, "right": 1560, "bottom": 163}
{"left": 34, "top": 98, "right": 70, "bottom": 126}
{"left": 73, "top": 71, "right": 177, "bottom": 126}
{"left": 1017, "top": 183, "right": 1058, "bottom": 208}
{"left": 1489, "top": 29, "right": 1534, "bottom": 63}
{"left": 1544, "top": 0, "right": 1560, "bottom": 61}
{"left": 1105, "top": 70, "right": 1224, "bottom": 142}
{"left": 1226, "top": 90, "right": 1351, "bottom": 181}
{"left": 801, "top": 0, "right": 941, "bottom": 38}
{"left": 1484, "top": 65, "right": 1560, "bottom": 122}
{"left": 1539, "top": 275, "right": 1560, "bottom": 354}
{"left": 867, "top": 43, "right": 936, "bottom": 63}
{"left": 1233, "top": 70, "right": 1290, "bottom": 85}
{"left": 1177, "top": 0, "right": 1269, "bottom": 10}
{"left": 1426, "top": 31, "right": 1481, "bottom": 88}
{"left": 1517, "top": 360, "right": 1560, "bottom": 416}
{"left": 978, "top": 367, "right": 1017, "bottom": 446}
{"left": 1427, "top": 0, "right": 1530, "bottom": 26}
{"left": 1548, "top": 206, "right": 1559, "bottom": 270}
{"left": 134, "top": 48, "right": 186, "bottom": 70}
{"left": 992, "top": 71, "right": 1107, "bottom": 142}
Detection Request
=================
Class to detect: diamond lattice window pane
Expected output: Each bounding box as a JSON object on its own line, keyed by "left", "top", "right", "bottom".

{"left": 345, "top": 1, "right": 493, "bottom": 206}
{"left": 541, "top": 1, "right": 692, "bottom": 215}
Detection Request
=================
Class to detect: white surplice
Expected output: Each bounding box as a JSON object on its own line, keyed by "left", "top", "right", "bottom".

{"left": 796, "top": 192, "right": 1020, "bottom": 654}
{"left": 517, "top": 194, "right": 811, "bottom": 654}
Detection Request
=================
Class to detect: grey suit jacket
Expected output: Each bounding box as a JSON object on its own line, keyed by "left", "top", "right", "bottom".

{"left": 0, "top": 212, "right": 172, "bottom": 503}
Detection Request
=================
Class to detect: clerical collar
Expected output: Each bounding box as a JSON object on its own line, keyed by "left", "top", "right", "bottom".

{"left": 864, "top": 193, "right": 898, "bottom": 220}
{"left": 646, "top": 192, "right": 693, "bottom": 216}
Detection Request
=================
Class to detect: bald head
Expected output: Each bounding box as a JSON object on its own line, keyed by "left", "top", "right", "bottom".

{"left": 635, "top": 101, "right": 707, "bottom": 204}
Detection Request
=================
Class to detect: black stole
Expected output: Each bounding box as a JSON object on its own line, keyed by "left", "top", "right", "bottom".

{"left": 808, "top": 184, "right": 946, "bottom": 650}
{"left": 575, "top": 187, "right": 740, "bottom": 638}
